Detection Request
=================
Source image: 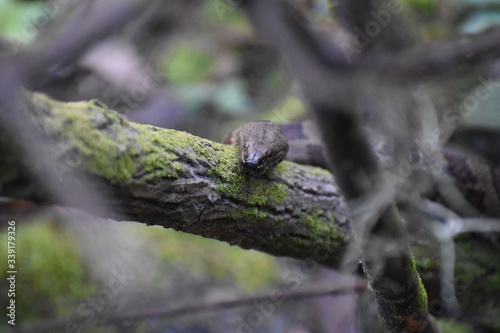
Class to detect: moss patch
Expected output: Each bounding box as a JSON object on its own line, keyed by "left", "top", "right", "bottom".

{"left": 409, "top": 254, "right": 429, "bottom": 313}
{"left": 32, "top": 94, "right": 138, "bottom": 183}
{"left": 133, "top": 126, "right": 195, "bottom": 180}
{"left": 0, "top": 220, "right": 95, "bottom": 322}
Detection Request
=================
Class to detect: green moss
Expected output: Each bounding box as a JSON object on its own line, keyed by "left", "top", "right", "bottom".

{"left": 32, "top": 94, "right": 138, "bottom": 183}
{"left": 438, "top": 319, "right": 472, "bottom": 333}
{"left": 393, "top": 254, "right": 429, "bottom": 316}
{"left": 409, "top": 254, "right": 429, "bottom": 313}
{"left": 277, "top": 161, "right": 332, "bottom": 181}
{"left": 0, "top": 221, "right": 95, "bottom": 322}
{"left": 132, "top": 122, "right": 245, "bottom": 184}
{"left": 302, "top": 210, "right": 336, "bottom": 238}
{"left": 242, "top": 207, "right": 268, "bottom": 220}
{"left": 209, "top": 154, "right": 289, "bottom": 209}
{"left": 33, "top": 93, "right": 240, "bottom": 183}
{"left": 415, "top": 274, "right": 429, "bottom": 312}
{"left": 133, "top": 126, "right": 194, "bottom": 180}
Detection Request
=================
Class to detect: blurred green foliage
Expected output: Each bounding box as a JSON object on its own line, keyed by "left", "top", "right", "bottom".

{"left": 163, "top": 43, "right": 215, "bottom": 84}
{"left": 409, "top": 0, "right": 436, "bottom": 14}
{"left": 142, "top": 226, "right": 279, "bottom": 291}
{"left": 0, "top": 0, "right": 44, "bottom": 42}
{"left": 0, "top": 217, "right": 279, "bottom": 326}
{"left": 0, "top": 220, "right": 96, "bottom": 322}
{"left": 204, "top": 1, "right": 250, "bottom": 32}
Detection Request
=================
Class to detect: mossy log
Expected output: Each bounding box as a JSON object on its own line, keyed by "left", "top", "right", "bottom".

{"left": 1, "top": 91, "right": 350, "bottom": 267}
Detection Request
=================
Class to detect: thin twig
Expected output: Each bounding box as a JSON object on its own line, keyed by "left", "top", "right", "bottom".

{"left": 18, "top": 283, "right": 367, "bottom": 333}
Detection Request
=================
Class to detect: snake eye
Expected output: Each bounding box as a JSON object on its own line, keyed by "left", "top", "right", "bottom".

{"left": 267, "top": 150, "right": 272, "bottom": 158}
{"left": 244, "top": 143, "right": 249, "bottom": 149}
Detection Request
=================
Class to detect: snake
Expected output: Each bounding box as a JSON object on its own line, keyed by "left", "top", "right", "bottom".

{"left": 223, "top": 120, "right": 500, "bottom": 218}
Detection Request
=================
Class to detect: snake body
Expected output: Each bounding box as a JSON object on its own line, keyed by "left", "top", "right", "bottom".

{"left": 224, "top": 121, "right": 500, "bottom": 218}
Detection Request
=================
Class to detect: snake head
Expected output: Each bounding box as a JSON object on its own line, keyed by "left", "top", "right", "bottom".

{"left": 240, "top": 142, "right": 275, "bottom": 176}
{"left": 240, "top": 141, "right": 288, "bottom": 176}
{"left": 235, "top": 121, "right": 289, "bottom": 176}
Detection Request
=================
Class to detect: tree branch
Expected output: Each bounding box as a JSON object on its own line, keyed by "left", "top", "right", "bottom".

{"left": 0, "top": 90, "right": 350, "bottom": 267}
{"left": 388, "top": 27, "right": 500, "bottom": 79}
{"left": 18, "top": 283, "right": 367, "bottom": 333}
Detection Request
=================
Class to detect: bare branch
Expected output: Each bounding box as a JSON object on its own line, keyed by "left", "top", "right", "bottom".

{"left": 18, "top": 283, "right": 367, "bottom": 333}
{"left": 388, "top": 27, "right": 500, "bottom": 79}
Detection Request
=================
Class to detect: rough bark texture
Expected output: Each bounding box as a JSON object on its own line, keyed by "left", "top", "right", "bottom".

{"left": 1, "top": 91, "right": 350, "bottom": 267}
